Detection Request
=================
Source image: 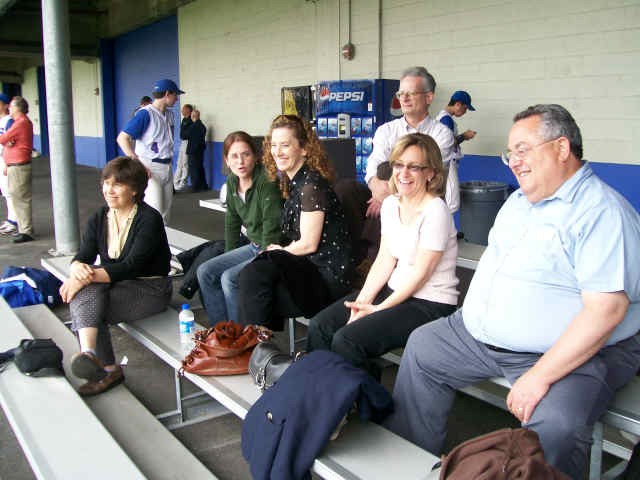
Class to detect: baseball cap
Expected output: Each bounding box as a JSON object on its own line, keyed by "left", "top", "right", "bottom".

{"left": 152, "top": 79, "right": 185, "bottom": 95}
{"left": 0, "top": 93, "right": 10, "bottom": 105}
{"left": 450, "top": 91, "right": 475, "bottom": 111}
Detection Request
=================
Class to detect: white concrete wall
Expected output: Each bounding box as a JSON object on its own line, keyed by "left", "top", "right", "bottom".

{"left": 178, "top": 0, "right": 639, "bottom": 164}
{"left": 71, "top": 59, "right": 103, "bottom": 138}
{"left": 178, "top": 0, "right": 341, "bottom": 140}
{"left": 379, "top": 0, "right": 640, "bottom": 164}
{"left": 21, "top": 67, "right": 40, "bottom": 136}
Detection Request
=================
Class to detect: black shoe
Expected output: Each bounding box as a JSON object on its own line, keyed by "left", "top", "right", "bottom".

{"left": 71, "top": 352, "right": 107, "bottom": 382}
{"left": 12, "top": 233, "right": 34, "bottom": 243}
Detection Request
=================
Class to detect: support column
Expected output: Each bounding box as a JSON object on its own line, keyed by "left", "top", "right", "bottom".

{"left": 41, "top": 0, "right": 80, "bottom": 254}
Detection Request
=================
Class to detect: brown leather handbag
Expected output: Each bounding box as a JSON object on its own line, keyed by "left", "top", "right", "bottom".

{"left": 179, "top": 322, "right": 271, "bottom": 376}
{"left": 438, "top": 428, "right": 570, "bottom": 480}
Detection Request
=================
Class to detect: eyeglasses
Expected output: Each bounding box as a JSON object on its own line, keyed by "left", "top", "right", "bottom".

{"left": 395, "top": 90, "right": 429, "bottom": 99}
{"left": 501, "top": 138, "right": 560, "bottom": 166}
{"left": 391, "top": 162, "right": 429, "bottom": 173}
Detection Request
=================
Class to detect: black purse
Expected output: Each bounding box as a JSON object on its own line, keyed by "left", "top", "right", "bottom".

{"left": 248, "top": 341, "right": 302, "bottom": 391}
{"left": 13, "top": 339, "right": 63, "bottom": 377}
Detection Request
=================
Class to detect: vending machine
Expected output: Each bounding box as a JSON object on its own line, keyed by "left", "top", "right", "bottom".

{"left": 281, "top": 86, "right": 314, "bottom": 122}
{"left": 315, "top": 79, "right": 401, "bottom": 182}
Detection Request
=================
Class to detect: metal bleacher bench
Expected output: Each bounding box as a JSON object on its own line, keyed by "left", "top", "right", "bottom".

{"left": 0, "top": 297, "right": 215, "bottom": 480}
{"left": 40, "top": 252, "right": 441, "bottom": 479}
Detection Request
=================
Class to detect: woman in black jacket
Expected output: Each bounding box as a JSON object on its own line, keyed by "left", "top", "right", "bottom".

{"left": 59, "top": 156, "right": 172, "bottom": 396}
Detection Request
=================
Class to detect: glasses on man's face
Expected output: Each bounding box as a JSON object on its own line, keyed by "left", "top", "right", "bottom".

{"left": 391, "top": 162, "right": 428, "bottom": 173}
{"left": 500, "top": 138, "right": 560, "bottom": 166}
{"left": 395, "top": 90, "right": 429, "bottom": 99}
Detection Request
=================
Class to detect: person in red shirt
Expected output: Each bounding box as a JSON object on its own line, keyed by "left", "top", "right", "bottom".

{"left": 0, "top": 96, "right": 34, "bottom": 243}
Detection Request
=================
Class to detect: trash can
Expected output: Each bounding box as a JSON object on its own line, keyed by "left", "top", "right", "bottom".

{"left": 460, "top": 181, "right": 509, "bottom": 246}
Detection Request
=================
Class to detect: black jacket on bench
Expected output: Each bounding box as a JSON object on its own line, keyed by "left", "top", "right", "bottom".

{"left": 73, "top": 203, "right": 171, "bottom": 282}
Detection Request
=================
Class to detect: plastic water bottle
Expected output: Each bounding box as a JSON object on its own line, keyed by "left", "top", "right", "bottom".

{"left": 178, "top": 304, "right": 195, "bottom": 356}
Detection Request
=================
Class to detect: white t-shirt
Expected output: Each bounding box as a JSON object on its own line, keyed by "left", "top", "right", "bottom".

{"left": 0, "top": 114, "right": 13, "bottom": 157}
{"left": 382, "top": 194, "right": 459, "bottom": 305}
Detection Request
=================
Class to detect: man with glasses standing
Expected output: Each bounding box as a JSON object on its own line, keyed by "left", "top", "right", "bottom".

{"left": 365, "top": 66, "right": 456, "bottom": 217}
{"left": 117, "top": 79, "right": 184, "bottom": 224}
{"left": 385, "top": 104, "right": 640, "bottom": 479}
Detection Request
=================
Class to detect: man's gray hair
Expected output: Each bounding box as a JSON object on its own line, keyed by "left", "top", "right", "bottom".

{"left": 400, "top": 66, "right": 436, "bottom": 93}
{"left": 11, "top": 96, "right": 28, "bottom": 114}
{"left": 513, "top": 104, "right": 583, "bottom": 160}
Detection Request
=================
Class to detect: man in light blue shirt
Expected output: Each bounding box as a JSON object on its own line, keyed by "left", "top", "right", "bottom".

{"left": 385, "top": 104, "right": 640, "bottom": 479}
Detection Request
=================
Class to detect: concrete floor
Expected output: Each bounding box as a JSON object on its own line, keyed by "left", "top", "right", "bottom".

{"left": 0, "top": 157, "right": 616, "bottom": 479}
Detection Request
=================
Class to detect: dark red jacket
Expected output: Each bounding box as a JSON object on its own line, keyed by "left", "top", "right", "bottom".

{"left": 0, "top": 114, "right": 33, "bottom": 165}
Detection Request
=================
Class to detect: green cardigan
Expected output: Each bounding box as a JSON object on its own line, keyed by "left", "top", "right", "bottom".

{"left": 225, "top": 164, "right": 283, "bottom": 251}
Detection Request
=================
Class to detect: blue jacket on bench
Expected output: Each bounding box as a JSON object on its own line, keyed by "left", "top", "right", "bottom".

{"left": 241, "top": 350, "right": 393, "bottom": 480}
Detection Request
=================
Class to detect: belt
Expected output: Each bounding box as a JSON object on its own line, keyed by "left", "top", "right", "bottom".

{"left": 483, "top": 343, "right": 535, "bottom": 355}
{"left": 6, "top": 161, "right": 31, "bottom": 167}
{"left": 151, "top": 158, "right": 172, "bottom": 164}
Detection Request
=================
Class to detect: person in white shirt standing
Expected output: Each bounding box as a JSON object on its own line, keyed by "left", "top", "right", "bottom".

{"left": 365, "top": 67, "right": 457, "bottom": 216}
{"left": 173, "top": 103, "right": 193, "bottom": 192}
{"left": 117, "top": 79, "right": 184, "bottom": 224}
{"left": 0, "top": 93, "right": 17, "bottom": 235}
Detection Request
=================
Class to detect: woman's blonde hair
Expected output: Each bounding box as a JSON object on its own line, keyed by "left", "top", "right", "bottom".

{"left": 388, "top": 133, "right": 446, "bottom": 197}
{"left": 262, "top": 114, "right": 334, "bottom": 198}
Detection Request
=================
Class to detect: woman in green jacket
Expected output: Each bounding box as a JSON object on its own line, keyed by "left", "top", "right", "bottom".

{"left": 197, "top": 131, "right": 282, "bottom": 325}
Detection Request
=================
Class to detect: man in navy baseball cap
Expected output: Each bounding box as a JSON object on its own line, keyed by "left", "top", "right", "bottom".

{"left": 0, "top": 93, "right": 10, "bottom": 105}
{"left": 436, "top": 89, "right": 477, "bottom": 159}
{"left": 152, "top": 79, "right": 185, "bottom": 95}
{"left": 449, "top": 90, "right": 475, "bottom": 111}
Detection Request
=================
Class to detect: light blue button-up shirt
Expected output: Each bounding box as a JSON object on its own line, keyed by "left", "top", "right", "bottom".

{"left": 463, "top": 163, "right": 640, "bottom": 352}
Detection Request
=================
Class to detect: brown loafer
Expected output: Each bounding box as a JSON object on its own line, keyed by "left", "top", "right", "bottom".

{"left": 77, "top": 368, "right": 124, "bottom": 397}
{"left": 71, "top": 351, "right": 107, "bottom": 382}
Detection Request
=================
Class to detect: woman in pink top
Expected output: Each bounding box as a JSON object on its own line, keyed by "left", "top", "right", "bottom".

{"left": 307, "top": 133, "right": 459, "bottom": 379}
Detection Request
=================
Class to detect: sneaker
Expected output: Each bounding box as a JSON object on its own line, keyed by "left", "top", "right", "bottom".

{"left": 0, "top": 221, "right": 16, "bottom": 235}
{"left": 12, "top": 233, "right": 34, "bottom": 243}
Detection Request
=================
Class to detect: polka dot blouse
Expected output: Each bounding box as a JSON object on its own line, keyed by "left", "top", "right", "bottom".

{"left": 281, "top": 165, "right": 352, "bottom": 293}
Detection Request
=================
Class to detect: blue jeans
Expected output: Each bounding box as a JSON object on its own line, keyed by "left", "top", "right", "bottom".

{"left": 197, "top": 243, "right": 260, "bottom": 325}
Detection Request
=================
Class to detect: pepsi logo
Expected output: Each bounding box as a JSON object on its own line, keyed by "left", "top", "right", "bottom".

{"left": 319, "top": 86, "right": 331, "bottom": 100}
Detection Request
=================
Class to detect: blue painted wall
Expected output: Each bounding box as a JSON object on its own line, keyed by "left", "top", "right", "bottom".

{"left": 204, "top": 141, "right": 225, "bottom": 190}
{"left": 112, "top": 16, "right": 181, "bottom": 164}
{"left": 75, "top": 136, "right": 107, "bottom": 168}
{"left": 458, "top": 154, "right": 640, "bottom": 213}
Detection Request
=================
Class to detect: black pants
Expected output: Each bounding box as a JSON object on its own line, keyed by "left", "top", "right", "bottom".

{"left": 237, "top": 250, "right": 334, "bottom": 330}
{"left": 306, "top": 286, "right": 456, "bottom": 378}
{"left": 188, "top": 152, "right": 208, "bottom": 192}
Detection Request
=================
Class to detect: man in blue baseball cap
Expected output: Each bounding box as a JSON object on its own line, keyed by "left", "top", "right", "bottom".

{"left": 117, "top": 79, "right": 184, "bottom": 224}
{"left": 0, "top": 93, "right": 17, "bottom": 236}
{"left": 435, "top": 90, "right": 477, "bottom": 211}
{"left": 436, "top": 90, "right": 477, "bottom": 150}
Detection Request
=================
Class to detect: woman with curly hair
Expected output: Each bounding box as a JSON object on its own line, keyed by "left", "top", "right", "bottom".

{"left": 307, "top": 133, "right": 459, "bottom": 379}
{"left": 237, "top": 114, "right": 352, "bottom": 329}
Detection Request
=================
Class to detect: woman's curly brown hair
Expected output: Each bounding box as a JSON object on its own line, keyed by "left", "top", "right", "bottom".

{"left": 262, "top": 114, "right": 335, "bottom": 199}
